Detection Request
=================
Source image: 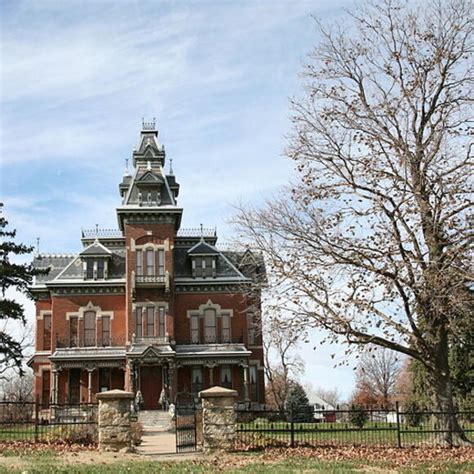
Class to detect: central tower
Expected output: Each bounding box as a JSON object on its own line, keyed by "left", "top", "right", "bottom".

{"left": 116, "top": 119, "right": 182, "bottom": 349}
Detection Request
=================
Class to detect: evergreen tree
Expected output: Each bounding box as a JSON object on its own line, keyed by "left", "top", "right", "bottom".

{"left": 0, "top": 206, "right": 47, "bottom": 375}
{"left": 286, "top": 382, "right": 313, "bottom": 422}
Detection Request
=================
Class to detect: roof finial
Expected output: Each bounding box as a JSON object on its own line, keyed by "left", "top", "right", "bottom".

{"left": 36, "top": 237, "right": 40, "bottom": 256}
{"left": 169, "top": 157, "right": 174, "bottom": 176}
{"left": 95, "top": 224, "right": 99, "bottom": 242}
{"left": 200, "top": 223, "right": 204, "bottom": 242}
{"left": 124, "top": 158, "right": 130, "bottom": 176}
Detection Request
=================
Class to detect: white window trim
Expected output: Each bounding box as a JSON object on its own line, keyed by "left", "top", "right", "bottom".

{"left": 65, "top": 301, "right": 114, "bottom": 320}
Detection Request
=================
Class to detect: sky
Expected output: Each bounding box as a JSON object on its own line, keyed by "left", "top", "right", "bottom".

{"left": 0, "top": 0, "right": 358, "bottom": 399}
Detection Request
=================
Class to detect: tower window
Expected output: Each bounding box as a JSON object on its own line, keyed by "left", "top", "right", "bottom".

{"left": 146, "top": 249, "right": 154, "bottom": 276}
{"left": 146, "top": 307, "right": 155, "bottom": 336}
{"left": 84, "top": 311, "right": 96, "bottom": 347}
{"left": 157, "top": 249, "right": 165, "bottom": 276}
{"left": 158, "top": 307, "right": 166, "bottom": 337}
{"left": 135, "top": 307, "right": 143, "bottom": 338}
{"left": 102, "top": 316, "right": 110, "bottom": 346}
{"left": 190, "top": 315, "right": 199, "bottom": 343}
{"left": 136, "top": 250, "right": 143, "bottom": 275}
{"left": 204, "top": 309, "right": 216, "bottom": 343}
{"left": 43, "top": 313, "right": 51, "bottom": 351}
{"left": 222, "top": 313, "right": 231, "bottom": 343}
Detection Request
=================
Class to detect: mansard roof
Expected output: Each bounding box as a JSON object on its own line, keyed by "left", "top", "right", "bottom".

{"left": 33, "top": 254, "right": 76, "bottom": 283}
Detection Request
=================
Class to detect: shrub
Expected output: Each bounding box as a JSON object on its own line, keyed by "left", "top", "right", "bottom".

{"left": 46, "top": 424, "right": 98, "bottom": 445}
{"left": 349, "top": 406, "right": 369, "bottom": 429}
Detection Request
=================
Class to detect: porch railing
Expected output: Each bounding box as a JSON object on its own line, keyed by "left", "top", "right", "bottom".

{"left": 55, "top": 334, "right": 126, "bottom": 349}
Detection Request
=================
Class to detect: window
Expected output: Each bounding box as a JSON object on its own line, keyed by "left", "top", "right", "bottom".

{"left": 42, "top": 371, "right": 50, "bottom": 408}
{"left": 146, "top": 249, "right": 154, "bottom": 276}
{"left": 221, "top": 314, "right": 231, "bottom": 343}
{"left": 86, "top": 260, "right": 94, "bottom": 279}
{"left": 204, "top": 309, "right": 216, "bottom": 343}
{"left": 191, "top": 367, "right": 203, "bottom": 394}
{"left": 99, "top": 368, "right": 110, "bottom": 392}
{"left": 70, "top": 316, "right": 79, "bottom": 347}
{"left": 158, "top": 307, "right": 166, "bottom": 337}
{"left": 135, "top": 307, "right": 143, "bottom": 338}
{"left": 247, "top": 313, "right": 256, "bottom": 345}
{"left": 97, "top": 259, "right": 104, "bottom": 279}
{"left": 136, "top": 250, "right": 143, "bottom": 276}
{"left": 193, "top": 257, "right": 215, "bottom": 278}
{"left": 190, "top": 315, "right": 199, "bottom": 343}
{"left": 157, "top": 249, "right": 165, "bottom": 276}
{"left": 194, "top": 257, "right": 203, "bottom": 277}
{"left": 102, "top": 316, "right": 110, "bottom": 346}
{"left": 249, "top": 366, "right": 258, "bottom": 402}
{"left": 43, "top": 314, "right": 51, "bottom": 350}
{"left": 221, "top": 366, "right": 232, "bottom": 389}
{"left": 204, "top": 257, "right": 214, "bottom": 277}
{"left": 84, "top": 311, "right": 96, "bottom": 347}
{"left": 146, "top": 307, "right": 154, "bottom": 336}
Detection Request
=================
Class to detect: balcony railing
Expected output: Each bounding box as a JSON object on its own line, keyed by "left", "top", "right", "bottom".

{"left": 135, "top": 275, "right": 166, "bottom": 284}
{"left": 132, "top": 335, "right": 169, "bottom": 345}
{"left": 189, "top": 332, "right": 245, "bottom": 345}
{"left": 55, "top": 334, "right": 126, "bottom": 349}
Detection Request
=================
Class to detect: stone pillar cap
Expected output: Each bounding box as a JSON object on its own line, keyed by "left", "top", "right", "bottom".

{"left": 96, "top": 389, "right": 135, "bottom": 400}
{"left": 199, "top": 386, "right": 238, "bottom": 398}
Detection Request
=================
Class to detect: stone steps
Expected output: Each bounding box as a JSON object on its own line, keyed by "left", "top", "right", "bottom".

{"left": 138, "top": 410, "right": 174, "bottom": 432}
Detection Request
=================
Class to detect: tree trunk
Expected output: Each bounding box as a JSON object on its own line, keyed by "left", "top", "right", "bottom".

{"left": 429, "top": 330, "right": 472, "bottom": 446}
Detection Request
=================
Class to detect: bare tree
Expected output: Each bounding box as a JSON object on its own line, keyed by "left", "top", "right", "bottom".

{"left": 234, "top": 0, "right": 473, "bottom": 445}
{"left": 313, "top": 387, "right": 342, "bottom": 408}
{"left": 0, "top": 370, "right": 34, "bottom": 402}
{"left": 354, "top": 348, "right": 400, "bottom": 407}
{"left": 264, "top": 315, "right": 304, "bottom": 412}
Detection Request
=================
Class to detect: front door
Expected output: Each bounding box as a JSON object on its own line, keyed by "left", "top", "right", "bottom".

{"left": 140, "top": 366, "right": 162, "bottom": 409}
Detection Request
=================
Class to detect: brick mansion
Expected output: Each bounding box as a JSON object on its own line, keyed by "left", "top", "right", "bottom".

{"left": 28, "top": 121, "right": 265, "bottom": 409}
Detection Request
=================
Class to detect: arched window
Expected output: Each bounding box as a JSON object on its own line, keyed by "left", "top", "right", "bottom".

{"left": 204, "top": 309, "right": 216, "bottom": 343}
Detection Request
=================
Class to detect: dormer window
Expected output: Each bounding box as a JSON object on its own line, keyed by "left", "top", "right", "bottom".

{"left": 192, "top": 256, "right": 216, "bottom": 278}
{"left": 187, "top": 240, "right": 219, "bottom": 279}
{"left": 80, "top": 241, "right": 112, "bottom": 280}
{"left": 84, "top": 258, "right": 108, "bottom": 280}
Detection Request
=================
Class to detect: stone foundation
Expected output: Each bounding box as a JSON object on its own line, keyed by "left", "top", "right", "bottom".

{"left": 96, "top": 389, "right": 134, "bottom": 452}
{"left": 199, "top": 386, "right": 237, "bottom": 452}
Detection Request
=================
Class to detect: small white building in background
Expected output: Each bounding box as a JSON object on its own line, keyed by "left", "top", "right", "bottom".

{"left": 307, "top": 393, "right": 336, "bottom": 422}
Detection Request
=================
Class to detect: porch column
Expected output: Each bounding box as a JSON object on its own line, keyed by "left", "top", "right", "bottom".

{"left": 52, "top": 369, "right": 59, "bottom": 404}
{"left": 243, "top": 365, "right": 250, "bottom": 402}
{"left": 208, "top": 365, "right": 214, "bottom": 387}
{"left": 87, "top": 368, "right": 94, "bottom": 403}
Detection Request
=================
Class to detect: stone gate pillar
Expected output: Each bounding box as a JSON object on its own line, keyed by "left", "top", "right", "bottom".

{"left": 96, "top": 389, "right": 134, "bottom": 452}
{"left": 199, "top": 386, "right": 237, "bottom": 452}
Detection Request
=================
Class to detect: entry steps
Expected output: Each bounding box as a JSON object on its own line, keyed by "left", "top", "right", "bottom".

{"left": 138, "top": 410, "right": 174, "bottom": 432}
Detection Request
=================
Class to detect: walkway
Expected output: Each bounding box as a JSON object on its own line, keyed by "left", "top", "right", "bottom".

{"left": 136, "top": 409, "right": 200, "bottom": 458}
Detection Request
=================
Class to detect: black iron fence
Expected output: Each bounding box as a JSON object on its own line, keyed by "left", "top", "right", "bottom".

{"left": 0, "top": 401, "right": 98, "bottom": 445}
{"left": 235, "top": 404, "right": 474, "bottom": 449}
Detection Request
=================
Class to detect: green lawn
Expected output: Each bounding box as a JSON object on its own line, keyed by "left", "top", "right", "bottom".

{"left": 0, "top": 449, "right": 472, "bottom": 473}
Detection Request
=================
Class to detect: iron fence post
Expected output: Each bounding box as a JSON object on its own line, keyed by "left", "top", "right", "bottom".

{"left": 290, "top": 407, "right": 295, "bottom": 448}
{"left": 395, "top": 401, "right": 402, "bottom": 448}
